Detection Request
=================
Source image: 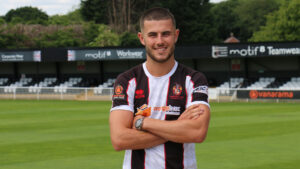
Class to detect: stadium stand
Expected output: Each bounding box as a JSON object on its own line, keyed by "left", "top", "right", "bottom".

{"left": 9, "top": 77, "right": 33, "bottom": 87}
{"left": 0, "top": 78, "right": 9, "bottom": 86}
{"left": 265, "top": 77, "right": 290, "bottom": 88}
{"left": 215, "top": 76, "right": 300, "bottom": 90}
{"left": 246, "top": 77, "right": 275, "bottom": 89}
{"left": 2, "top": 76, "right": 300, "bottom": 90}
{"left": 4, "top": 77, "right": 33, "bottom": 93}
{"left": 30, "top": 77, "right": 57, "bottom": 87}
{"left": 94, "top": 78, "right": 115, "bottom": 94}
{"left": 216, "top": 77, "right": 244, "bottom": 88}
{"left": 279, "top": 77, "right": 300, "bottom": 89}
{"left": 53, "top": 77, "right": 82, "bottom": 93}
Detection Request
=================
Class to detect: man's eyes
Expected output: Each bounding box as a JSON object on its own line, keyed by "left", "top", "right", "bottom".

{"left": 147, "top": 32, "right": 171, "bottom": 37}
{"left": 162, "top": 32, "right": 171, "bottom": 36}
{"left": 148, "top": 33, "right": 157, "bottom": 37}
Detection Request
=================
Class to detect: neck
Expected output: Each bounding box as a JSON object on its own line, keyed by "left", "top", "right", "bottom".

{"left": 145, "top": 57, "right": 175, "bottom": 77}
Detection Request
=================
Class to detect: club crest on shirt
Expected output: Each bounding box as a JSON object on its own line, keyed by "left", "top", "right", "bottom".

{"left": 172, "top": 84, "right": 182, "bottom": 96}
{"left": 113, "top": 84, "right": 125, "bottom": 99}
{"left": 193, "top": 85, "right": 208, "bottom": 95}
{"left": 170, "top": 83, "right": 184, "bottom": 100}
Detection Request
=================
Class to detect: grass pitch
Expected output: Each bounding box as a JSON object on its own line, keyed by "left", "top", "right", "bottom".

{"left": 0, "top": 100, "right": 299, "bottom": 169}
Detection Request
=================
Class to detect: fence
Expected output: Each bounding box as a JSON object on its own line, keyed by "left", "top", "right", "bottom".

{"left": 0, "top": 86, "right": 113, "bottom": 101}
{"left": 1, "top": 86, "right": 300, "bottom": 102}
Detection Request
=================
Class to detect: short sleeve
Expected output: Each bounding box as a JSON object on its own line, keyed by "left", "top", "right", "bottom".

{"left": 186, "top": 72, "right": 209, "bottom": 108}
{"left": 110, "top": 74, "right": 136, "bottom": 113}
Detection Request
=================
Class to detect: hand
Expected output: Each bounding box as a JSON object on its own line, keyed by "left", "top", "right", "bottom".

{"left": 178, "top": 104, "right": 205, "bottom": 120}
{"left": 133, "top": 115, "right": 144, "bottom": 129}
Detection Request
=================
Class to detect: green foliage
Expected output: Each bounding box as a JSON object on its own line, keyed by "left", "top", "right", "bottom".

{"left": 158, "top": 0, "right": 218, "bottom": 44}
{"left": 212, "top": 0, "right": 281, "bottom": 42}
{"left": 0, "top": 18, "right": 6, "bottom": 25}
{"left": 211, "top": 0, "right": 240, "bottom": 42}
{"left": 83, "top": 22, "right": 101, "bottom": 43}
{"left": 0, "top": 24, "right": 31, "bottom": 49}
{"left": 120, "top": 32, "right": 141, "bottom": 47}
{"left": 80, "top": 0, "right": 109, "bottom": 24}
{"left": 35, "top": 28, "right": 86, "bottom": 48}
{"left": 1, "top": 0, "right": 299, "bottom": 48}
{"left": 48, "top": 9, "right": 84, "bottom": 25}
{"left": 88, "top": 24, "right": 120, "bottom": 47}
{"left": 234, "top": 0, "right": 280, "bottom": 42}
{"left": 250, "top": 0, "right": 300, "bottom": 42}
{"left": 0, "top": 24, "right": 88, "bottom": 49}
{"left": 4, "top": 6, "right": 48, "bottom": 25}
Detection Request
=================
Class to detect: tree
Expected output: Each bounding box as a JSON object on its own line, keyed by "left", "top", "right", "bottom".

{"left": 211, "top": 0, "right": 281, "bottom": 42}
{"left": 4, "top": 6, "right": 48, "bottom": 25}
{"left": 80, "top": 0, "right": 109, "bottom": 24}
{"left": 0, "top": 24, "right": 30, "bottom": 49}
{"left": 83, "top": 22, "right": 101, "bottom": 43}
{"left": 0, "top": 17, "right": 5, "bottom": 25}
{"left": 159, "top": 0, "right": 217, "bottom": 44}
{"left": 234, "top": 0, "right": 281, "bottom": 42}
{"left": 120, "top": 32, "right": 141, "bottom": 47}
{"left": 88, "top": 24, "right": 120, "bottom": 47}
{"left": 250, "top": 0, "right": 300, "bottom": 42}
{"left": 211, "top": 0, "right": 240, "bottom": 42}
{"left": 48, "top": 9, "right": 84, "bottom": 25}
{"left": 80, "top": 0, "right": 155, "bottom": 33}
{"left": 35, "top": 28, "right": 85, "bottom": 48}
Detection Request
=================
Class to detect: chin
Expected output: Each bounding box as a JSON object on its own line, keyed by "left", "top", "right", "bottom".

{"left": 146, "top": 47, "right": 174, "bottom": 63}
{"left": 153, "top": 55, "right": 172, "bottom": 63}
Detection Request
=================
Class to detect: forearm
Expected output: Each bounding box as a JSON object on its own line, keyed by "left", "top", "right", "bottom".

{"left": 142, "top": 104, "right": 210, "bottom": 143}
{"left": 142, "top": 118, "right": 206, "bottom": 143}
{"left": 110, "top": 110, "right": 166, "bottom": 151}
{"left": 111, "top": 127, "right": 166, "bottom": 151}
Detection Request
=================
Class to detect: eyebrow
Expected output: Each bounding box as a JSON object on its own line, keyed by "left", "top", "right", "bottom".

{"left": 147, "top": 31, "right": 172, "bottom": 36}
{"left": 147, "top": 32, "right": 157, "bottom": 36}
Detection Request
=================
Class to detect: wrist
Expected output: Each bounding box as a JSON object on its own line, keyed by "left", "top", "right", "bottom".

{"left": 135, "top": 116, "right": 145, "bottom": 130}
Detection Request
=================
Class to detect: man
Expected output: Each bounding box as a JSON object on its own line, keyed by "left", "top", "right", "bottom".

{"left": 109, "top": 7, "right": 210, "bottom": 169}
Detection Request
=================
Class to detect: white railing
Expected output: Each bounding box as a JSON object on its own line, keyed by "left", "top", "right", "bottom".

{"left": 0, "top": 86, "right": 114, "bottom": 101}
{"left": 1, "top": 86, "right": 299, "bottom": 102}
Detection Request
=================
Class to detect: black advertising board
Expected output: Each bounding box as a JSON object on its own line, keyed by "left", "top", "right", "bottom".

{"left": 42, "top": 48, "right": 67, "bottom": 62}
{"left": 237, "top": 90, "right": 300, "bottom": 100}
{"left": 0, "top": 50, "right": 41, "bottom": 62}
{"left": 212, "top": 42, "right": 300, "bottom": 58}
{"left": 67, "top": 48, "right": 146, "bottom": 61}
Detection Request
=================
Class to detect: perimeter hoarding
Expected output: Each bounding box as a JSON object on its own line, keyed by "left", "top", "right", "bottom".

{"left": 237, "top": 90, "right": 300, "bottom": 100}
{"left": 212, "top": 42, "right": 300, "bottom": 58}
{"left": 0, "top": 51, "right": 41, "bottom": 62}
{"left": 67, "top": 48, "right": 146, "bottom": 61}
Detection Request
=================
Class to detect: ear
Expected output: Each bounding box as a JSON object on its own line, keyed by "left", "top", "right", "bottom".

{"left": 138, "top": 32, "right": 145, "bottom": 46}
{"left": 175, "top": 29, "right": 180, "bottom": 43}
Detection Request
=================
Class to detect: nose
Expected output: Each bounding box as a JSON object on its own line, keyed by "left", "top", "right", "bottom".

{"left": 156, "top": 35, "right": 164, "bottom": 46}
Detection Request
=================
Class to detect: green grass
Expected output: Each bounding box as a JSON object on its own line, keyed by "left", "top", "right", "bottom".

{"left": 0, "top": 100, "right": 300, "bottom": 169}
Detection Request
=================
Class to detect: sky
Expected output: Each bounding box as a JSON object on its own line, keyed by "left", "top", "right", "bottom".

{"left": 0, "top": 0, "right": 225, "bottom": 16}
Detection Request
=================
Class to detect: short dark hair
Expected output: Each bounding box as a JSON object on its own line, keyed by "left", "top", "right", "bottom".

{"left": 139, "top": 7, "right": 176, "bottom": 31}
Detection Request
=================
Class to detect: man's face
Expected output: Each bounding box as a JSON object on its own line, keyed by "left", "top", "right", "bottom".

{"left": 138, "top": 19, "right": 179, "bottom": 63}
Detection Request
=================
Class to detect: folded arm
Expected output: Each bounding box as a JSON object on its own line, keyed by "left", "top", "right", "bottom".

{"left": 109, "top": 109, "right": 166, "bottom": 151}
{"left": 140, "top": 104, "right": 210, "bottom": 143}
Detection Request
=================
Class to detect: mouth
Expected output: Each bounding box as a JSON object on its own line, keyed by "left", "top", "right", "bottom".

{"left": 155, "top": 47, "right": 167, "bottom": 54}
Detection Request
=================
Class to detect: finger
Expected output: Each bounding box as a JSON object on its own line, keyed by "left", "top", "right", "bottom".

{"left": 192, "top": 114, "right": 200, "bottom": 120}
{"left": 186, "top": 104, "right": 200, "bottom": 111}
{"left": 179, "top": 107, "right": 198, "bottom": 119}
